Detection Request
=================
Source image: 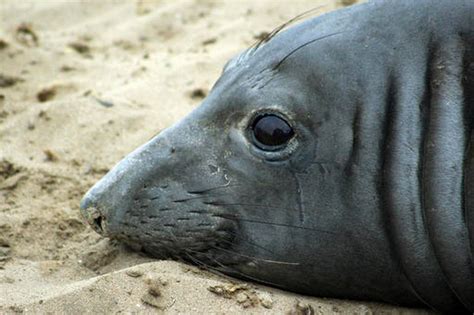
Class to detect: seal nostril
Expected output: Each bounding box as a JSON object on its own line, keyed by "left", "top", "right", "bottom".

{"left": 80, "top": 204, "right": 107, "bottom": 235}
{"left": 93, "top": 215, "right": 104, "bottom": 232}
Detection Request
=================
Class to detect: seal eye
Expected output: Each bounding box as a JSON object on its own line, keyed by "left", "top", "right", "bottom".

{"left": 252, "top": 114, "right": 294, "bottom": 148}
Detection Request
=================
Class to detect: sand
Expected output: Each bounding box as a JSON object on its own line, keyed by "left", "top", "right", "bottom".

{"left": 0, "top": 1, "right": 433, "bottom": 314}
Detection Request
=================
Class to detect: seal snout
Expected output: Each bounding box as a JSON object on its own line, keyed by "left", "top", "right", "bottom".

{"left": 80, "top": 194, "right": 108, "bottom": 235}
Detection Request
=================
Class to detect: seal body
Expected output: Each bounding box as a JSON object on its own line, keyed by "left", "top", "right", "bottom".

{"left": 80, "top": 0, "right": 474, "bottom": 312}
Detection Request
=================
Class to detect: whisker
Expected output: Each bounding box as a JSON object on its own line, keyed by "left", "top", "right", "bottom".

{"left": 173, "top": 194, "right": 224, "bottom": 203}
{"left": 154, "top": 219, "right": 298, "bottom": 289}
{"left": 184, "top": 251, "right": 209, "bottom": 268}
{"left": 172, "top": 192, "right": 249, "bottom": 203}
{"left": 273, "top": 31, "right": 345, "bottom": 70}
{"left": 210, "top": 243, "right": 300, "bottom": 266}
{"left": 214, "top": 213, "right": 337, "bottom": 236}
{"left": 150, "top": 183, "right": 239, "bottom": 201}
{"left": 183, "top": 251, "right": 235, "bottom": 280}
{"left": 252, "top": 6, "right": 325, "bottom": 50}
{"left": 223, "top": 213, "right": 381, "bottom": 243}
{"left": 216, "top": 231, "right": 285, "bottom": 258}
{"left": 185, "top": 248, "right": 286, "bottom": 289}
{"left": 204, "top": 201, "right": 290, "bottom": 212}
{"left": 187, "top": 183, "right": 239, "bottom": 195}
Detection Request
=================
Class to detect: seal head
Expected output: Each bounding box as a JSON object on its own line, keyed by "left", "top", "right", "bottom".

{"left": 81, "top": 0, "right": 474, "bottom": 312}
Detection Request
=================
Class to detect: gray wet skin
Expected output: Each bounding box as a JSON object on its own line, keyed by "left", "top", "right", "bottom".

{"left": 81, "top": 0, "right": 474, "bottom": 313}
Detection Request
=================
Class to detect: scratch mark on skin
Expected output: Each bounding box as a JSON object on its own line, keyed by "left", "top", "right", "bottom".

{"left": 292, "top": 172, "right": 305, "bottom": 224}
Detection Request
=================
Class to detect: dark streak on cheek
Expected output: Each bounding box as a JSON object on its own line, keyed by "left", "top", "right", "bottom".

{"left": 291, "top": 171, "right": 305, "bottom": 224}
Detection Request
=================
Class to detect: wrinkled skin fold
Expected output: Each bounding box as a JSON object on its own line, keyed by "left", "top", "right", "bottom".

{"left": 80, "top": 0, "right": 474, "bottom": 313}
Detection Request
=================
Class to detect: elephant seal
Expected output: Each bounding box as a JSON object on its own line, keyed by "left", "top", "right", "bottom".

{"left": 80, "top": 0, "right": 474, "bottom": 312}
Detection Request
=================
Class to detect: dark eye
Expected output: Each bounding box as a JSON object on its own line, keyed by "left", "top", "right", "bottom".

{"left": 251, "top": 114, "right": 294, "bottom": 148}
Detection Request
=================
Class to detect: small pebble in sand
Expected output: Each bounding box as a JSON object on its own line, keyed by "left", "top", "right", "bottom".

{"left": 37, "top": 87, "right": 57, "bottom": 102}
{"left": 0, "top": 243, "right": 11, "bottom": 256}
{"left": 208, "top": 283, "right": 249, "bottom": 298}
{"left": 202, "top": 37, "right": 217, "bottom": 46}
{"left": 236, "top": 292, "right": 248, "bottom": 303}
{"left": 0, "top": 239, "right": 11, "bottom": 268}
{"left": 60, "top": 65, "right": 76, "bottom": 72}
{"left": 125, "top": 268, "right": 144, "bottom": 278}
{"left": 15, "top": 23, "right": 39, "bottom": 46}
{"left": 0, "top": 276, "right": 15, "bottom": 283}
{"left": 0, "top": 74, "right": 23, "bottom": 88}
{"left": 0, "top": 111, "right": 7, "bottom": 122}
{"left": 9, "top": 305, "right": 23, "bottom": 313}
{"left": 287, "top": 301, "right": 315, "bottom": 315}
{"left": 38, "top": 110, "right": 51, "bottom": 121}
{"left": 143, "top": 273, "right": 168, "bottom": 292}
{"left": 189, "top": 88, "right": 207, "bottom": 100}
{"left": 69, "top": 42, "right": 91, "bottom": 57}
{"left": 43, "top": 149, "right": 59, "bottom": 162}
{"left": 0, "top": 39, "right": 8, "bottom": 50}
{"left": 208, "top": 283, "right": 262, "bottom": 308}
{"left": 253, "top": 31, "right": 270, "bottom": 41}
{"left": 140, "top": 273, "right": 170, "bottom": 309}
{"left": 0, "top": 160, "right": 21, "bottom": 180}
{"left": 141, "top": 294, "right": 163, "bottom": 309}
{"left": 257, "top": 291, "right": 274, "bottom": 309}
{"left": 339, "top": 0, "right": 357, "bottom": 6}
{"left": 144, "top": 275, "right": 160, "bottom": 295}
{"left": 0, "top": 172, "right": 27, "bottom": 190}
{"left": 94, "top": 97, "right": 114, "bottom": 108}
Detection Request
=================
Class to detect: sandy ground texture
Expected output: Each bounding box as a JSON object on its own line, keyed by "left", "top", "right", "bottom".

{"left": 0, "top": 1, "right": 434, "bottom": 314}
